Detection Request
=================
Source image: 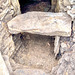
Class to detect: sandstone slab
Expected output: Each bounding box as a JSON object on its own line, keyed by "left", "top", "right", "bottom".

{"left": 7, "top": 12, "right": 71, "bottom": 36}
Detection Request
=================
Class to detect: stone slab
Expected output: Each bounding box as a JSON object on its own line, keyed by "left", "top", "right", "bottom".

{"left": 7, "top": 12, "right": 71, "bottom": 36}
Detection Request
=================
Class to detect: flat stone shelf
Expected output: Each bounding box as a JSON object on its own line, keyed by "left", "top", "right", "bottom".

{"left": 7, "top": 11, "right": 71, "bottom": 37}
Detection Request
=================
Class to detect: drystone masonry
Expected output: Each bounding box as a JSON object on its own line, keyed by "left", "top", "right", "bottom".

{"left": 0, "top": 0, "right": 21, "bottom": 57}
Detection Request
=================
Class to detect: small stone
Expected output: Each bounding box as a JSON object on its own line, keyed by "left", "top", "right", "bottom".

{"left": 67, "top": 8, "right": 75, "bottom": 20}
{"left": 26, "top": 34, "right": 30, "bottom": 39}
{"left": 64, "top": 56, "right": 70, "bottom": 62}
{"left": 61, "top": 42, "right": 67, "bottom": 48}
{"left": 60, "top": 42, "right": 68, "bottom": 54}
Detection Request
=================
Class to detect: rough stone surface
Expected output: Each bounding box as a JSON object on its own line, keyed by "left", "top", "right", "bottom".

{"left": 0, "top": 0, "right": 21, "bottom": 19}
{"left": 59, "top": 0, "right": 75, "bottom": 12}
{"left": 67, "top": 5, "right": 75, "bottom": 20}
{"left": 0, "top": 0, "right": 20, "bottom": 58}
{"left": 60, "top": 37, "right": 72, "bottom": 54}
{"left": 7, "top": 12, "right": 71, "bottom": 36}
{"left": 60, "top": 42, "right": 68, "bottom": 54}
{"left": 0, "top": 52, "right": 9, "bottom": 75}
{"left": 14, "top": 69, "right": 50, "bottom": 75}
{"left": 51, "top": 51, "right": 75, "bottom": 75}
{"left": 0, "top": 21, "right": 15, "bottom": 57}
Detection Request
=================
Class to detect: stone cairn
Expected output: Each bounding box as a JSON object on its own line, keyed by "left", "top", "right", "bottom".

{"left": 0, "top": 0, "right": 75, "bottom": 75}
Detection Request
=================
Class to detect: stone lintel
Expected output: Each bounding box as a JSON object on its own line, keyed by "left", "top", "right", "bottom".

{"left": 7, "top": 12, "right": 71, "bottom": 37}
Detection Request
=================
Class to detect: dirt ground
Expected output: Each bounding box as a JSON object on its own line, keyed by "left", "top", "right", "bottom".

{"left": 11, "top": 33, "right": 58, "bottom": 73}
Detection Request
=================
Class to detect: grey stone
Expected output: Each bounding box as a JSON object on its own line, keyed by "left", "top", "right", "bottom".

{"left": 7, "top": 12, "right": 71, "bottom": 37}
{"left": 60, "top": 42, "right": 68, "bottom": 54}
{"left": 61, "top": 42, "right": 67, "bottom": 48}
{"left": 14, "top": 69, "right": 50, "bottom": 75}
{"left": 67, "top": 6, "right": 75, "bottom": 20}
{"left": 71, "top": 44, "right": 75, "bottom": 52}
{"left": 51, "top": 52, "right": 75, "bottom": 75}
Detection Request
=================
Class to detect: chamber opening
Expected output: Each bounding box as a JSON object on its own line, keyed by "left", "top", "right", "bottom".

{"left": 19, "top": 0, "right": 52, "bottom": 13}
{"left": 11, "top": 33, "right": 58, "bottom": 73}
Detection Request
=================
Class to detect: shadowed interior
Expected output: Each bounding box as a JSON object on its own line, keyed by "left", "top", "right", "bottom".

{"left": 19, "top": 0, "right": 52, "bottom": 13}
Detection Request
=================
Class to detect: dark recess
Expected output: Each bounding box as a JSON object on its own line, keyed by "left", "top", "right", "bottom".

{"left": 19, "top": 0, "right": 51, "bottom": 13}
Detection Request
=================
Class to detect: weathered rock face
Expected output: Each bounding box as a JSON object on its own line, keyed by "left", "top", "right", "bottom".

{"left": 0, "top": 0, "right": 21, "bottom": 20}
{"left": 7, "top": 12, "right": 71, "bottom": 36}
{"left": 0, "top": 52, "right": 9, "bottom": 75}
{"left": 59, "top": 0, "right": 75, "bottom": 20}
{"left": 51, "top": 51, "right": 75, "bottom": 75}
{"left": 59, "top": 0, "right": 75, "bottom": 11}
{"left": 0, "top": 22, "right": 15, "bottom": 57}
{"left": 0, "top": 0, "right": 21, "bottom": 57}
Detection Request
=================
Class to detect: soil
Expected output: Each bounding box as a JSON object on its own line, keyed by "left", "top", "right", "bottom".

{"left": 12, "top": 33, "right": 58, "bottom": 73}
